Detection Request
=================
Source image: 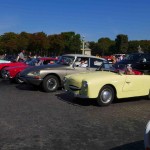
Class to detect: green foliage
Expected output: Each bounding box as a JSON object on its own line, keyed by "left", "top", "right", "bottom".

{"left": 48, "top": 34, "right": 65, "bottom": 55}
{"left": 0, "top": 31, "right": 150, "bottom": 56}
{"left": 61, "top": 32, "right": 81, "bottom": 54}
{"left": 98, "top": 38, "right": 115, "bottom": 55}
{"left": 89, "top": 41, "right": 99, "bottom": 55}
{"left": 115, "top": 34, "right": 128, "bottom": 54}
{"left": 0, "top": 32, "right": 18, "bottom": 54}
{"left": 17, "top": 32, "right": 31, "bottom": 53}
{"left": 28, "top": 32, "right": 49, "bottom": 56}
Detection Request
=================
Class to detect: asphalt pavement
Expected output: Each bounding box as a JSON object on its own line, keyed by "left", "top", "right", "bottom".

{"left": 0, "top": 79, "right": 149, "bottom": 150}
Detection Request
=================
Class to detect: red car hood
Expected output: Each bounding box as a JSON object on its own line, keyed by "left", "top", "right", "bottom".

{"left": 0, "top": 62, "right": 25, "bottom": 69}
{"left": 5, "top": 64, "right": 29, "bottom": 71}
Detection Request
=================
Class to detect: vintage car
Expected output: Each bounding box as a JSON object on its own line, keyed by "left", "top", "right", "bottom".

{"left": 144, "top": 120, "right": 150, "bottom": 150}
{"left": 64, "top": 67, "right": 150, "bottom": 106}
{"left": 1, "top": 57, "right": 57, "bottom": 83}
{"left": 0, "top": 61, "right": 26, "bottom": 77}
{"left": 19, "top": 54, "right": 107, "bottom": 92}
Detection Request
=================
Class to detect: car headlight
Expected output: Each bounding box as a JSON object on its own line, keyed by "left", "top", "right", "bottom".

{"left": 82, "top": 81, "right": 88, "bottom": 88}
{"left": 27, "top": 71, "right": 40, "bottom": 77}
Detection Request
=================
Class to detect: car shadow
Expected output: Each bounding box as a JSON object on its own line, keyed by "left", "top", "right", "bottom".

{"left": 55, "top": 92, "right": 98, "bottom": 107}
{"left": 115, "top": 96, "right": 148, "bottom": 104}
{"left": 15, "top": 83, "right": 41, "bottom": 91}
{"left": 55, "top": 91, "right": 148, "bottom": 107}
{"left": 110, "top": 140, "right": 144, "bottom": 150}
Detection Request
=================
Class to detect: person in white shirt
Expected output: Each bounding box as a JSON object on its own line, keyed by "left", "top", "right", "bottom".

{"left": 79, "top": 60, "right": 88, "bottom": 67}
{"left": 16, "top": 50, "right": 26, "bottom": 62}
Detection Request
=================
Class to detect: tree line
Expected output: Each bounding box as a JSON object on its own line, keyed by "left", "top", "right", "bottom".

{"left": 0, "top": 31, "right": 150, "bottom": 56}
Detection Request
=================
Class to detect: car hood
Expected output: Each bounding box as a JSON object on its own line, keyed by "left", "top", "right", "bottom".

{"left": 5, "top": 65, "right": 28, "bottom": 71}
{"left": 20, "top": 64, "right": 70, "bottom": 75}
{"left": 66, "top": 71, "right": 120, "bottom": 84}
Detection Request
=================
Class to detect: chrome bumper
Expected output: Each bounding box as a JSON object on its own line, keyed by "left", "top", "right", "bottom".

{"left": 65, "top": 89, "right": 88, "bottom": 98}
{"left": 19, "top": 76, "right": 43, "bottom": 85}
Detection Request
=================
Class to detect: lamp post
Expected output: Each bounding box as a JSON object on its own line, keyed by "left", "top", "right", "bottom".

{"left": 81, "top": 36, "right": 85, "bottom": 55}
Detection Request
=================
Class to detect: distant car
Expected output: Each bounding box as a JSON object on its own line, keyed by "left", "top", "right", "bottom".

{"left": 0, "top": 59, "right": 11, "bottom": 63}
{"left": 64, "top": 66, "right": 150, "bottom": 106}
{"left": 1, "top": 57, "right": 57, "bottom": 83}
{"left": 3, "top": 55, "right": 17, "bottom": 62}
{"left": 144, "top": 121, "right": 150, "bottom": 150}
{"left": 19, "top": 54, "right": 107, "bottom": 92}
{"left": 114, "top": 53, "right": 150, "bottom": 74}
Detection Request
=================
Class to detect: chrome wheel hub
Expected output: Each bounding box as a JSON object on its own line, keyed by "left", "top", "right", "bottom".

{"left": 100, "top": 89, "right": 112, "bottom": 103}
{"left": 47, "top": 78, "right": 57, "bottom": 90}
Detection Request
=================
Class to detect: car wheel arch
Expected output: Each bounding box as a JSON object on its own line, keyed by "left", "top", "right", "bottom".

{"left": 0, "top": 66, "right": 8, "bottom": 77}
{"left": 99, "top": 84, "right": 117, "bottom": 97}
{"left": 15, "top": 72, "right": 24, "bottom": 84}
{"left": 42, "top": 73, "right": 61, "bottom": 87}
{"left": 97, "top": 84, "right": 117, "bottom": 106}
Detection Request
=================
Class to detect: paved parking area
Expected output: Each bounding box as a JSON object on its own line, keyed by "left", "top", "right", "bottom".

{"left": 0, "top": 79, "right": 149, "bottom": 150}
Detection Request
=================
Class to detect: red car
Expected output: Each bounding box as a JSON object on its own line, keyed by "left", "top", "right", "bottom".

{"left": 1, "top": 57, "right": 58, "bottom": 83}
{"left": 0, "top": 61, "right": 25, "bottom": 77}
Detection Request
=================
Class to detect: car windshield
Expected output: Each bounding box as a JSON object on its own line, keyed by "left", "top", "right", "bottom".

{"left": 96, "top": 63, "right": 117, "bottom": 72}
{"left": 57, "top": 56, "right": 75, "bottom": 65}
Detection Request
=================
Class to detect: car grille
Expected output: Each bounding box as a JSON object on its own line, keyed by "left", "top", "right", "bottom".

{"left": 69, "top": 85, "right": 81, "bottom": 91}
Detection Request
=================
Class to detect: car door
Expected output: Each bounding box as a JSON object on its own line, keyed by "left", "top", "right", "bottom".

{"left": 89, "top": 58, "right": 105, "bottom": 71}
{"left": 66, "top": 56, "right": 90, "bottom": 75}
{"left": 122, "top": 74, "right": 149, "bottom": 93}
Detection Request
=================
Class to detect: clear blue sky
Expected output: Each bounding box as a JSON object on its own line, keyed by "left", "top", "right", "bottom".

{"left": 0, "top": 0, "right": 150, "bottom": 41}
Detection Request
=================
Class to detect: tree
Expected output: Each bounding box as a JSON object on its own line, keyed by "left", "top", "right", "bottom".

{"left": 48, "top": 34, "right": 65, "bottom": 56}
{"left": 28, "top": 32, "right": 49, "bottom": 56}
{"left": 128, "top": 40, "right": 140, "bottom": 53}
{"left": 17, "top": 32, "right": 31, "bottom": 53}
{"left": 115, "top": 34, "right": 128, "bottom": 54}
{"left": 0, "top": 32, "right": 18, "bottom": 54}
{"left": 98, "top": 38, "right": 115, "bottom": 56}
{"left": 89, "top": 41, "right": 99, "bottom": 56}
{"left": 61, "top": 32, "right": 81, "bottom": 54}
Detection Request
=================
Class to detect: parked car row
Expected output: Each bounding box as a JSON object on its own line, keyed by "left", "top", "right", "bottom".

{"left": 0, "top": 57, "right": 58, "bottom": 83}
{"left": 19, "top": 54, "right": 107, "bottom": 92}
{"left": 0, "top": 53, "right": 150, "bottom": 107}
{"left": 0, "top": 54, "right": 107, "bottom": 90}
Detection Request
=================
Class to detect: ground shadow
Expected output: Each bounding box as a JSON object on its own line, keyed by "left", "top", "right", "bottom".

{"left": 55, "top": 91, "right": 148, "bottom": 107}
{"left": 55, "top": 92, "right": 98, "bottom": 107}
{"left": 15, "top": 83, "right": 41, "bottom": 91}
{"left": 115, "top": 96, "right": 148, "bottom": 104}
{"left": 110, "top": 140, "right": 144, "bottom": 150}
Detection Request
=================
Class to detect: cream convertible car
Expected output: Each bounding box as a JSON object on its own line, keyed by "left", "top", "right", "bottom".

{"left": 64, "top": 70, "right": 150, "bottom": 106}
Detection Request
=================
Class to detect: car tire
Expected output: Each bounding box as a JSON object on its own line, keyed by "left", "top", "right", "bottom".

{"left": 0, "top": 67, "right": 6, "bottom": 77}
{"left": 97, "top": 85, "right": 114, "bottom": 106}
{"left": 15, "top": 73, "right": 24, "bottom": 84}
{"left": 42, "top": 75, "right": 59, "bottom": 92}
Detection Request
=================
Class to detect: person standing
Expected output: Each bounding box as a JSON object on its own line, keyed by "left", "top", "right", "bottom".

{"left": 16, "top": 50, "right": 26, "bottom": 62}
{"left": 27, "top": 51, "right": 32, "bottom": 61}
